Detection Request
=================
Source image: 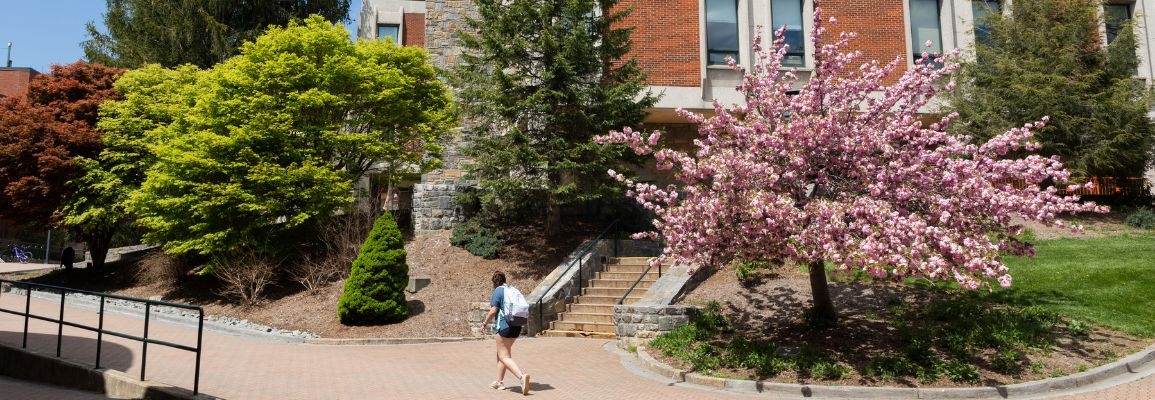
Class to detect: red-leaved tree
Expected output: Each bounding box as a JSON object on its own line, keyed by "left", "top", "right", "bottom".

{"left": 0, "top": 62, "right": 123, "bottom": 227}
{"left": 596, "top": 6, "right": 1105, "bottom": 324}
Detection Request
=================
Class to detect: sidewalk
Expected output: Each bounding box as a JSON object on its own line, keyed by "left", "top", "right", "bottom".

{"left": 0, "top": 290, "right": 1152, "bottom": 400}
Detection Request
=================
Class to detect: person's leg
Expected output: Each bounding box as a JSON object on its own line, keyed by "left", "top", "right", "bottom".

{"left": 497, "top": 336, "right": 525, "bottom": 379}
{"left": 494, "top": 334, "right": 509, "bottom": 385}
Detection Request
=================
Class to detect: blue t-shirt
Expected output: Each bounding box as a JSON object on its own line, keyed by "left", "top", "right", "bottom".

{"left": 490, "top": 286, "right": 507, "bottom": 331}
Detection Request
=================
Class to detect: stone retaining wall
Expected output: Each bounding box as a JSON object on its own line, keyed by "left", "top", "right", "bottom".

{"left": 412, "top": 182, "right": 465, "bottom": 230}
{"left": 614, "top": 305, "right": 698, "bottom": 346}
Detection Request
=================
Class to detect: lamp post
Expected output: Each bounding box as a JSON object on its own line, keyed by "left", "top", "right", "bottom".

{"left": 5, "top": 42, "right": 11, "bottom": 67}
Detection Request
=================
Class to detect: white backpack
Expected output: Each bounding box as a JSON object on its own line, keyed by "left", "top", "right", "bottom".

{"left": 502, "top": 284, "right": 530, "bottom": 327}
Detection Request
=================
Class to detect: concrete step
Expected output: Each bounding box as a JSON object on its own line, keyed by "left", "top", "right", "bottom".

{"left": 567, "top": 303, "right": 615, "bottom": 314}
{"left": 550, "top": 321, "right": 616, "bottom": 334}
{"left": 596, "top": 271, "right": 660, "bottom": 281}
{"left": 582, "top": 287, "right": 634, "bottom": 297}
{"left": 537, "top": 329, "right": 617, "bottom": 339}
{"left": 610, "top": 257, "right": 652, "bottom": 266}
{"left": 559, "top": 312, "right": 614, "bottom": 324}
{"left": 575, "top": 295, "right": 640, "bottom": 305}
{"left": 588, "top": 278, "right": 655, "bottom": 289}
{"left": 604, "top": 264, "right": 651, "bottom": 273}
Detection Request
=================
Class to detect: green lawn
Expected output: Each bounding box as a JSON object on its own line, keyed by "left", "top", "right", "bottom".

{"left": 997, "top": 234, "right": 1155, "bottom": 337}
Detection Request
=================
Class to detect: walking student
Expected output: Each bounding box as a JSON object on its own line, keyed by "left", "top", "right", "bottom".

{"left": 482, "top": 271, "right": 531, "bottom": 395}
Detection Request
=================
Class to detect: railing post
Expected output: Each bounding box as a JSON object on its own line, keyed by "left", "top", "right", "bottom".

{"left": 194, "top": 310, "right": 203, "bottom": 395}
{"left": 96, "top": 296, "right": 105, "bottom": 369}
{"left": 22, "top": 284, "right": 30, "bottom": 348}
{"left": 141, "top": 304, "right": 150, "bottom": 381}
{"left": 57, "top": 289, "right": 65, "bottom": 356}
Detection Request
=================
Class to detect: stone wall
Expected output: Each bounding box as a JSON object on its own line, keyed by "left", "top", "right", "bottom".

{"left": 412, "top": 182, "right": 465, "bottom": 230}
{"left": 614, "top": 305, "right": 698, "bottom": 346}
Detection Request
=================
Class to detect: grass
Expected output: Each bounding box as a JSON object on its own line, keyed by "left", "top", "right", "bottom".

{"left": 997, "top": 234, "right": 1155, "bottom": 337}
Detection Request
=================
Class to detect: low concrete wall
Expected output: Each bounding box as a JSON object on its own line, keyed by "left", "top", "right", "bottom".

{"left": 0, "top": 342, "right": 206, "bottom": 399}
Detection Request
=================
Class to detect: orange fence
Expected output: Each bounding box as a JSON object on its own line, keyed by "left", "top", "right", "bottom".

{"left": 993, "top": 177, "right": 1147, "bottom": 197}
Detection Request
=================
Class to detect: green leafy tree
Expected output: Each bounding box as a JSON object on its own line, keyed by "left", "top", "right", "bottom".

{"left": 83, "top": 0, "right": 350, "bottom": 68}
{"left": 947, "top": 0, "right": 1155, "bottom": 183}
{"left": 126, "top": 16, "right": 454, "bottom": 257}
{"left": 338, "top": 212, "right": 409, "bottom": 324}
{"left": 452, "top": 0, "right": 658, "bottom": 236}
{"left": 58, "top": 65, "right": 203, "bottom": 268}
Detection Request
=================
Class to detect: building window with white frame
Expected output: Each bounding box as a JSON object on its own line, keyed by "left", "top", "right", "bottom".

{"left": 910, "top": 0, "right": 943, "bottom": 59}
{"left": 1103, "top": 3, "right": 1132, "bottom": 45}
{"left": 377, "top": 24, "right": 400, "bottom": 43}
{"left": 706, "top": 0, "right": 740, "bottom": 65}
{"left": 771, "top": 0, "right": 805, "bottom": 67}
{"left": 971, "top": 0, "right": 1000, "bottom": 47}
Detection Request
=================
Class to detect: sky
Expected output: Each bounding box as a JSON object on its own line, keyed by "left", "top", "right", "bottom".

{"left": 0, "top": 1, "right": 363, "bottom": 73}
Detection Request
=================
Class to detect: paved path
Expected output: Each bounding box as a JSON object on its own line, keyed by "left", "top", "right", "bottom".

{"left": 0, "top": 289, "right": 1152, "bottom": 400}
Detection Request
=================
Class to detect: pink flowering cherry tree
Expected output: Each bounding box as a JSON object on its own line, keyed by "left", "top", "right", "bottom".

{"left": 596, "top": 5, "right": 1105, "bottom": 324}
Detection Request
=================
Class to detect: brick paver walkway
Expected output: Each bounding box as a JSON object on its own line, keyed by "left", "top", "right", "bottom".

{"left": 1, "top": 280, "right": 1152, "bottom": 400}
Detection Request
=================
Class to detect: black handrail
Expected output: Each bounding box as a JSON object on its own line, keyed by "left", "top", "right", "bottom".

{"left": 617, "top": 261, "right": 662, "bottom": 305}
{"left": 535, "top": 220, "right": 619, "bottom": 333}
{"left": 0, "top": 278, "right": 204, "bottom": 395}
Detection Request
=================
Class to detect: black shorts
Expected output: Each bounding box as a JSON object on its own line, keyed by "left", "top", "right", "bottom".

{"left": 498, "top": 326, "right": 522, "bottom": 338}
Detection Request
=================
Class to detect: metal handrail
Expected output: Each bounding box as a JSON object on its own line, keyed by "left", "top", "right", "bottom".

{"left": 536, "top": 220, "right": 619, "bottom": 332}
{"left": 0, "top": 278, "right": 204, "bottom": 395}
{"left": 617, "top": 261, "right": 662, "bottom": 305}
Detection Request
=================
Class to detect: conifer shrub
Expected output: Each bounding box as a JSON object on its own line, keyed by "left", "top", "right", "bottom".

{"left": 338, "top": 212, "right": 409, "bottom": 325}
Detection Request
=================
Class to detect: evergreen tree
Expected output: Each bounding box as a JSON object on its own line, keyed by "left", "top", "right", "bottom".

{"left": 338, "top": 212, "right": 409, "bottom": 325}
{"left": 451, "top": 0, "right": 658, "bottom": 236}
{"left": 83, "top": 0, "right": 350, "bottom": 68}
{"left": 947, "top": 0, "right": 1155, "bottom": 184}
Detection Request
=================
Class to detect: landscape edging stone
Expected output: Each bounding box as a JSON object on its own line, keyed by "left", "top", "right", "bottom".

{"left": 633, "top": 342, "right": 1155, "bottom": 399}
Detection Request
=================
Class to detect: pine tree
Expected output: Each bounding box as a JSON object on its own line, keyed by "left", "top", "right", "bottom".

{"left": 83, "top": 0, "right": 350, "bottom": 68}
{"left": 451, "top": 0, "right": 659, "bottom": 236}
{"left": 947, "top": 0, "right": 1155, "bottom": 185}
{"left": 338, "top": 212, "right": 409, "bottom": 325}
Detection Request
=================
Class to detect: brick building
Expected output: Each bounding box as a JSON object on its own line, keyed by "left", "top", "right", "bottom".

{"left": 0, "top": 66, "right": 39, "bottom": 99}
{"left": 360, "top": 0, "right": 1155, "bottom": 229}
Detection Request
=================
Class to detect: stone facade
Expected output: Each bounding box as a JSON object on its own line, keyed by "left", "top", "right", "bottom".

{"left": 411, "top": 182, "right": 465, "bottom": 230}
{"left": 614, "top": 305, "right": 698, "bottom": 345}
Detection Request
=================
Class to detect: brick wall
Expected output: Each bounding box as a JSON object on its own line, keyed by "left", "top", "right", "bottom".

{"left": 0, "top": 68, "right": 38, "bottom": 99}
{"left": 617, "top": 0, "right": 700, "bottom": 87}
{"left": 822, "top": 0, "right": 909, "bottom": 81}
{"left": 404, "top": 12, "right": 425, "bottom": 47}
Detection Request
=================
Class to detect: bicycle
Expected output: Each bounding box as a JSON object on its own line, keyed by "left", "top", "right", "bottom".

{"left": 12, "top": 244, "right": 30, "bottom": 264}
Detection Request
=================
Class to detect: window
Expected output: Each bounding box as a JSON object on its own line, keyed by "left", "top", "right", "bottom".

{"left": 377, "top": 24, "right": 400, "bottom": 43}
{"left": 771, "top": 0, "right": 805, "bottom": 67}
{"left": 971, "top": 0, "right": 1000, "bottom": 47}
{"left": 910, "top": 0, "right": 943, "bottom": 59}
{"left": 706, "top": 0, "right": 740, "bottom": 65}
{"left": 1104, "top": 4, "right": 1131, "bottom": 45}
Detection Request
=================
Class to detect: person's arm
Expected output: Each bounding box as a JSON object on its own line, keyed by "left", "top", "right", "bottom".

{"left": 483, "top": 306, "right": 498, "bottom": 326}
{"left": 482, "top": 287, "right": 502, "bottom": 328}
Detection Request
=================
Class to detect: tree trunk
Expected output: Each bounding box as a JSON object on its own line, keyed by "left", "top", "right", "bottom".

{"left": 807, "top": 258, "right": 838, "bottom": 325}
{"left": 84, "top": 228, "right": 115, "bottom": 269}
{"left": 546, "top": 202, "right": 561, "bottom": 237}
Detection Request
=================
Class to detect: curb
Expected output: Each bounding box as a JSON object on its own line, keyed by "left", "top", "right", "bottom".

{"left": 622, "top": 342, "right": 1155, "bottom": 399}
{"left": 304, "top": 336, "right": 487, "bottom": 345}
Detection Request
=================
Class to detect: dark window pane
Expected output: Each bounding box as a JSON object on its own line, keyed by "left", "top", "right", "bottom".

{"left": 772, "top": 0, "right": 805, "bottom": 66}
{"left": 910, "top": 0, "right": 943, "bottom": 59}
{"left": 1105, "top": 4, "right": 1131, "bottom": 44}
{"left": 706, "top": 0, "right": 739, "bottom": 64}
{"left": 377, "top": 24, "right": 400, "bottom": 43}
{"left": 971, "top": 0, "right": 1000, "bottom": 46}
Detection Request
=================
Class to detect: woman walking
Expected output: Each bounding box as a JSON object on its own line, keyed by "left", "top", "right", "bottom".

{"left": 483, "top": 271, "right": 531, "bottom": 395}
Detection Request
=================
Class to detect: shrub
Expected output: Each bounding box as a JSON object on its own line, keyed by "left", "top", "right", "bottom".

{"left": 135, "top": 251, "right": 187, "bottom": 287}
{"left": 337, "top": 213, "right": 409, "bottom": 325}
{"left": 212, "top": 250, "right": 278, "bottom": 307}
{"left": 1125, "top": 207, "right": 1155, "bottom": 229}
{"left": 450, "top": 218, "right": 503, "bottom": 259}
{"left": 291, "top": 213, "right": 374, "bottom": 293}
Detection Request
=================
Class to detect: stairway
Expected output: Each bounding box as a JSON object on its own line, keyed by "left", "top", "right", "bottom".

{"left": 540, "top": 257, "right": 659, "bottom": 338}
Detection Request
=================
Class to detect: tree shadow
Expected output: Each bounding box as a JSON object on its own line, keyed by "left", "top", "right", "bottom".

{"left": 0, "top": 331, "right": 134, "bottom": 372}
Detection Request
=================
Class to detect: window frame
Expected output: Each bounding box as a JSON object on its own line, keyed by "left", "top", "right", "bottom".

{"left": 377, "top": 23, "right": 401, "bottom": 44}
{"left": 705, "top": 0, "right": 741, "bottom": 65}
{"left": 770, "top": 0, "right": 806, "bottom": 67}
